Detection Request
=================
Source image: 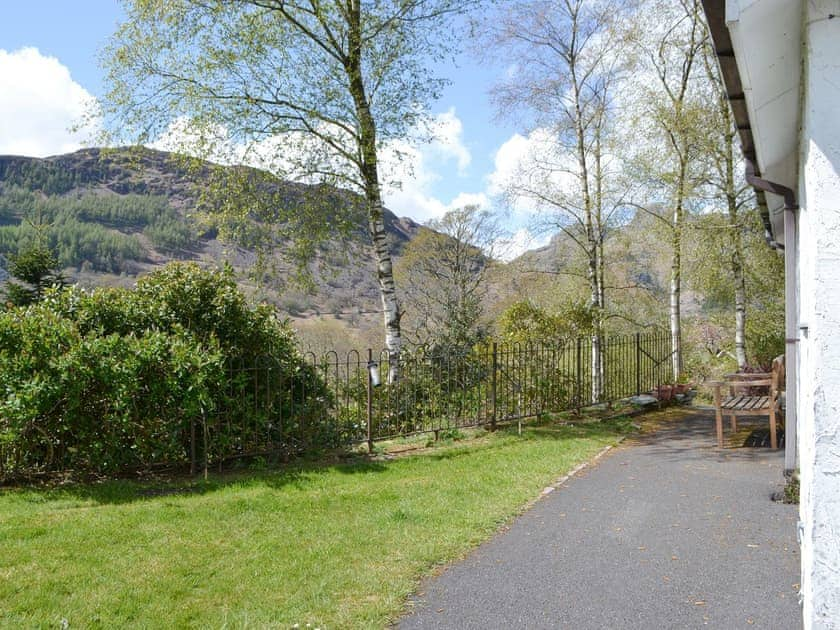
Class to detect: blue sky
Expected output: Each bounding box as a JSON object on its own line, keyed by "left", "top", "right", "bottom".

{"left": 0, "top": 2, "right": 543, "bottom": 252}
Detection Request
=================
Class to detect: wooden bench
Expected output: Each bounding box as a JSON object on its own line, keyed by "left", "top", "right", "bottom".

{"left": 710, "top": 356, "right": 784, "bottom": 449}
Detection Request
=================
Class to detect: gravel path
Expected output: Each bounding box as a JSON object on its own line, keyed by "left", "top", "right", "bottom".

{"left": 398, "top": 410, "right": 801, "bottom": 629}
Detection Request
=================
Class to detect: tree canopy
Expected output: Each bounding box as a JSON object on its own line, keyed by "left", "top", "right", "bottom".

{"left": 101, "top": 0, "right": 481, "bottom": 376}
{"left": 397, "top": 205, "right": 500, "bottom": 351}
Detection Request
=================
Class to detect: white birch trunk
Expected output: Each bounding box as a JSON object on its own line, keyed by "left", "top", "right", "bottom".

{"left": 670, "top": 199, "right": 683, "bottom": 382}
{"left": 347, "top": 4, "right": 402, "bottom": 380}
{"left": 733, "top": 257, "right": 747, "bottom": 369}
{"left": 369, "top": 201, "right": 402, "bottom": 382}
{"left": 730, "top": 188, "right": 748, "bottom": 369}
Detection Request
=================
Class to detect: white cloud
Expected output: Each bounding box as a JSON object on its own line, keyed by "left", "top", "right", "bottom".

{"left": 448, "top": 191, "right": 490, "bottom": 210}
{"left": 380, "top": 108, "right": 479, "bottom": 222}
{"left": 487, "top": 132, "right": 531, "bottom": 196}
{"left": 151, "top": 117, "right": 239, "bottom": 164}
{"left": 0, "top": 48, "right": 98, "bottom": 157}
{"left": 425, "top": 108, "right": 471, "bottom": 174}
{"left": 487, "top": 128, "right": 580, "bottom": 217}
{"left": 381, "top": 153, "right": 448, "bottom": 222}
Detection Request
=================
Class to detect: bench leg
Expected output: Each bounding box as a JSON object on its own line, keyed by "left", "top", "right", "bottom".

{"left": 715, "top": 406, "right": 724, "bottom": 448}
{"left": 730, "top": 414, "right": 737, "bottom": 432}
{"left": 769, "top": 405, "right": 778, "bottom": 449}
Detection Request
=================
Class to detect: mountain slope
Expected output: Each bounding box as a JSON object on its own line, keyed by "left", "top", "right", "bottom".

{"left": 0, "top": 147, "right": 424, "bottom": 321}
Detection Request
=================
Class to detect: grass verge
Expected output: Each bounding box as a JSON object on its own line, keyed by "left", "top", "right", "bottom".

{"left": 0, "top": 418, "right": 633, "bottom": 629}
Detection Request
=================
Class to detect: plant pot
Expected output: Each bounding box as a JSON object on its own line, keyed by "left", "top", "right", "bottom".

{"left": 656, "top": 385, "right": 673, "bottom": 401}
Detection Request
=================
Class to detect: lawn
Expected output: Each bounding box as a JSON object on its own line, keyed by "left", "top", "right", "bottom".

{"left": 0, "top": 419, "right": 632, "bottom": 629}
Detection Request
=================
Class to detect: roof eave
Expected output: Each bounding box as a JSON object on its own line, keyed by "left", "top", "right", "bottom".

{"left": 701, "top": 0, "right": 802, "bottom": 245}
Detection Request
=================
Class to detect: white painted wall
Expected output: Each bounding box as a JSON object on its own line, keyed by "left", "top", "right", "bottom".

{"left": 798, "top": 2, "right": 840, "bottom": 627}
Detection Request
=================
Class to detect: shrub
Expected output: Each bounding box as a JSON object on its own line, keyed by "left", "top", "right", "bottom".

{"left": 0, "top": 263, "right": 335, "bottom": 478}
{"left": 498, "top": 299, "right": 594, "bottom": 343}
{"left": 0, "top": 306, "right": 223, "bottom": 473}
{"left": 746, "top": 301, "right": 785, "bottom": 368}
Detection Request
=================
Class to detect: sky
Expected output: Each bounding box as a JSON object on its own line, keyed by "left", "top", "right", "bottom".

{"left": 0, "top": 1, "right": 549, "bottom": 256}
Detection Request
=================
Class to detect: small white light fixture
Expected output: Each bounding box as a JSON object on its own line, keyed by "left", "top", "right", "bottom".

{"left": 367, "top": 360, "right": 381, "bottom": 387}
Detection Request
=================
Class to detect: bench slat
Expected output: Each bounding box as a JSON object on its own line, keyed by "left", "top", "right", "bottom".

{"left": 721, "top": 395, "right": 771, "bottom": 411}
{"left": 721, "top": 396, "right": 743, "bottom": 410}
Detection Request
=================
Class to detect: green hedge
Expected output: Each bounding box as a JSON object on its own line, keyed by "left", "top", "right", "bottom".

{"left": 0, "top": 263, "right": 334, "bottom": 478}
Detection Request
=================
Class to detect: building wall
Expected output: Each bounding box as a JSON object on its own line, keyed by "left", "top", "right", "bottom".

{"left": 798, "top": 2, "right": 840, "bottom": 626}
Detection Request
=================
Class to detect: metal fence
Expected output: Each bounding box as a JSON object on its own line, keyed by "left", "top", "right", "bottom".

{"left": 0, "top": 331, "right": 674, "bottom": 480}
{"left": 213, "top": 331, "right": 674, "bottom": 461}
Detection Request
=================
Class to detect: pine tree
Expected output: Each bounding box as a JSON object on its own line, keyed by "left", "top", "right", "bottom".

{"left": 4, "top": 244, "right": 64, "bottom": 306}
{"left": 3, "top": 213, "right": 64, "bottom": 307}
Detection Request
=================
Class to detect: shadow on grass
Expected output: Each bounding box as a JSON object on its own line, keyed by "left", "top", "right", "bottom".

{"left": 0, "top": 418, "right": 634, "bottom": 507}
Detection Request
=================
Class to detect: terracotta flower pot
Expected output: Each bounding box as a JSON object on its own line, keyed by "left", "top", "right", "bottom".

{"left": 656, "top": 385, "right": 673, "bottom": 401}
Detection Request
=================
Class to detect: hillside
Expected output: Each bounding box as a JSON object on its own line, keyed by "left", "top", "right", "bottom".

{"left": 489, "top": 209, "right": 706, "bottom": 336}
{"left": 0, "top": 147, "right": 731, "bottom": 353}
{"left": 0, "top": 147, "right": 424, "bottom": 338}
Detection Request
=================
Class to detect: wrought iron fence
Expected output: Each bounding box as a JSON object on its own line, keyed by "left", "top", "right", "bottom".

{"left": 209, "top": 331, "right": 674, "bottom": 465}
{"left": 0, "top": 331, "right": 675, "bottom": 480}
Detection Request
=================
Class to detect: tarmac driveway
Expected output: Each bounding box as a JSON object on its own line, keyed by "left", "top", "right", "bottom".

{"left": 399, "top": 410, "right": 801, "bottom": 629}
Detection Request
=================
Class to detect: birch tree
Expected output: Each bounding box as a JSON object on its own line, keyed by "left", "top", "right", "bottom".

{"left": 629, "top": 0, "right": 707, "bottom": 380}
{"left": 697, "top": 40, "right": 752, "bottom": 369}
{"left": 684, "top": 37, "right": 787, "bottom": 370}
{"left": 488, "top": 0, "right": 632, "bottom": 403}
{"left": 100, "top": 0, "right": 477, "bottom": 380}
{"left": 396, "top": 205, "right": 500, "bottom": 351}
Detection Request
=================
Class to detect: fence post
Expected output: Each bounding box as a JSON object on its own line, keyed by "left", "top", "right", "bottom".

{"left": 366, "top": 348, "right": 374, "bottom": 454}
{"left": 202, "top": 409, "right": 209, "bottom": 481}
{"left": 491, "top": 342, "right": 498, "bottom": 431}
{"left": 190, "top": 418, "right": 196, "bottom": 476}
{"left": 635, "top": 333, "right": 642, "bottom": 395}
{"left": 576, "top": 336, "right": 583, "bottom": 412}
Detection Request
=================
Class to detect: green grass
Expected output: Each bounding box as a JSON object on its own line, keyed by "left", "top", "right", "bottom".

{"left": 0, "top": 419, "right": 632, "bottom": 629}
